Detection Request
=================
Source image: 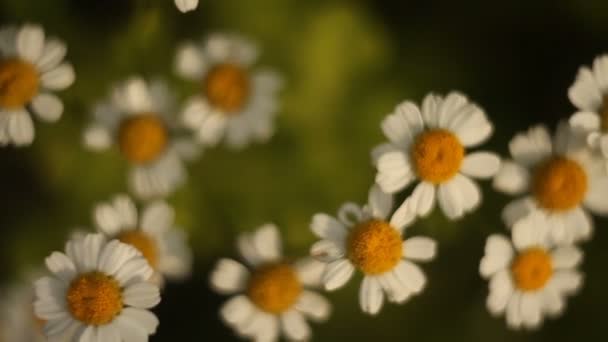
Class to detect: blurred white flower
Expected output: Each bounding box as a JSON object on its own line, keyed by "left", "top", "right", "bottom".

{"left": 0, "top": 276, "right": 46, "bottom": 342}
{"left": 493, "top": 122, "right": 608, "bottom": 244}
{"left": 92, "top": 194, "right": 192, "bottom": 283}
{"left": 83, "top": 77, "right": 199, "bottom": 200}
{"left": 175, "top": 34, "right": 282, "bottom": 149}
{"left": 310, "top": 185, "right": 437, "bottom": 315}
{"left": 34, "top": 233, "right": 161, "bottom": 341}
{"left": 210, "top": 224, "right": 330, "bottom": 341}
{"left": 0, "top": 23, "right": 75, "bottom": 146}
{"left": 175, "top": 0, "right": 198, "bottom": 12}
{"left": 373, "top": 92, "right": 500, "bottom": 223}
{"left": 480, "top": 213, "right": 584, "bottom": 330}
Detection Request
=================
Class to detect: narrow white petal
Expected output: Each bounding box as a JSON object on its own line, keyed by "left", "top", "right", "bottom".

{"left": 174, "top": 42, "right": 205, "bottom": 79}
{"left": 512, "top": 212, "right": 550, "bottom": 251}
{"left": 210, "top": 258, "right": 249, "bottom": 294}
{"left": 403, "top": 237, "right": 437, "bottom": 262}
{"left": 501, "top": 197, "right": 535, "bottom": 228}
{"left": 550, "top": 270, "right": 583, "bottom": 295}
{"left": 8, "top": 111, "right": 34, "bottom": 146}
{"left": 421, "top": 93, "right": 441, "bottom": 128}
{"left": 45, "top": 251, "right": 76, "bottom": 282}
{"left": 506, "top": 292, "right": 523, "bottom": 329}
{"left": 368, "top": 184, "right": 393, "bottom": 220}
{"left": 253, "top": 223, "right": 282, "bottom": 263}
{"left": 509, "top": 125, "right": 552, "bottom": 167}
{"left": 375, "top": 151, "right": 415, "bottom": 193}
{"left": 141, "top": 200, "right": 174, "bottom": 236}
{"left": 310, "top": 239, "right": 344, "bottom": 263}
{"left": 393, "top": 261, "right": 426, "bottom": 294}
{"left": 569, "top": 111, "right": 601, "bottom": 131}
{"left": 295, "top": 290, "right": 331, "bottom": 322}
{"left": 37, "top": 38, "right": 67, "bottom": 72}
{"left": 378, "top": 271, "right": 410, "bottom": 303}
{"left": 437, "top": 179, "right": 465, "bottom": 220}
{"left": 16, "top": 24, "right": 44, "bottom": 62}
{"left": 486, "top": 270, "right": 514, "bottom": 316}
{"left": 493, "top": 160, "right": 530, "bottom": 195}
{"left": 337, "top": 202, "right": 363, "bottom": 227}
{"left": 281, "top": 310, "right": 310, "bottom": 341}
{"left": 520, "top": 293, "right": 543, "bottom": 329}
{"left": 479, "top": 235, "right": 514, "bottom": 278}
{"left": 551, "top": 246, "right": 583, "bottom": 269}
{"left": 359, "top": 276, "right": 384, "bottom": 315}
{"left": 32, "top": 93, "right": 63, "bottom": 122}
{"left": 380, "top": 101, "right": 423, "bottom": 148}
{"left": 461, "top": 152, "right": 501, "bottom": 179}
{"left": 568, "top": 66, "right": 604, "bottom": 111}
{"left": 175, "top": 0, "right": 199, "bottom": 12}
{"left": 41, "top": 63, "right": 75, "bottom": 90}
{"left": 310, "top": 213, "right": 347, "bottom": 243}
{"left": 123, "top": 282, "right": 161, "bottom": 308}
{"left": 83, "top": 124, "right": 112, "bottom": 150}
{"left": 197, "top": 113, "right": 227, "bottom": 146}
{"left": 322, "top": 259, "right": 355, "bottom": 291}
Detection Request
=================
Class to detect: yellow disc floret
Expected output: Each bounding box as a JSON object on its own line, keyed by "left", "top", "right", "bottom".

{"left": 532, "top": 156, "right": 588, "bottom": 212}
{"left": 66, "top": 272, "right": 123, "bottom": 325}
{"left": 118, "top": 113, "right": 168, "bottom": 164}
{"left": 0, "top": 58, "right": 39, "bottom": 109}
{"left": 246, "top": 262, "right": 302, "bottom": 314}
{"left": 347, "top": 219, "right": 403, "bottom": 275}
{"left": 203, "top": 63, "right": 250, "bottom": 113}
{"left": 411, "top": 129, "right": 465, "bottom": 184}
{"left": 511, "top": 248, "right": 553, "bottom": 291}
{"left": 117, "top": 230, "right": 159, "bottom": 269}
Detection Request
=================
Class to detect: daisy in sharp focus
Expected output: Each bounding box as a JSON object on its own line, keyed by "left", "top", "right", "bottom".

{"left": 310, "top": 185, "right": 437, "bottom": 315}
{"left": 34, "top": 233, "right": 160, "bottom": 341}
{"left": 480, "top": 213, "right": 584, "bottom": 330}
{"left": 493, "top": 122, "right": 608, "bottom": 244}
{"left": 569, "top": 54, "right": 608, "bottom": 170}
{"left": 175, "top": 0, "right": 198, "bottom": 12}
{"left": 210, "top": 224, "right": 331, "bottom": 341}
{"left": 373, "top": 91, "right": 500, "bottom": 224}
{"left": 83, "top": 77, "right": 199, "bottom": 200}
{"left": 0, "top": 23, "right": 75, "bottom": 146}
{"left": 0, "top": 276, "right": 46, "bottom": 342}
{"left": 93, "top": 194, "right": 192, "bottom": 284}
{"left": 175, "top": 33, "right": 282, "bottom": 149}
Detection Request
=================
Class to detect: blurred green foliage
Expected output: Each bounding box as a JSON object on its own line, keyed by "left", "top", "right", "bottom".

{"left": 1, "top": 0, "right": 608, "bottom": 341}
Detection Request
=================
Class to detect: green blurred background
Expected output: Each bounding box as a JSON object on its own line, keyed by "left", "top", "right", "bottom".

{"left": 1, "top": 0, "right": 608, "bottom": 340}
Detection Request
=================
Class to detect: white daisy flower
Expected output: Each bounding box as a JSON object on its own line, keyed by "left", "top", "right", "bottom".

{"left": 568, "top": 54, "right": 608, "bottom": 169}
{"left": 175, "top": 0, "right": 198, "bottom": 12}
{"left": 0, "top": 23, "right": 75, "bottom": 146}
{"left": 34, "top": 233, "right": 161, "bottom": 341}
{"left": 93, "top": 194, "right": 192, "bottom": 283}
{"left": 493, "top": 122, "right": 608, "bottom": 244}
{"left": 480, "top": 213, "right": 584, "bottom": 330}
{"left": 83, "top": 77, "right": 199, "bottom": 200}
{"left": 373, "top": 92, "right": 500, "bottom": 223}
{"left": 210, "top": 224, "right": 331, "bottom": 341}
{"left": 310, "top": 185, "right": 437, "bottom": 315}
{"left": 0, "top": 279, "right": 45, "bottom": 342}
{"left": 175, "top": 33, "right": 282, "bottom": 149}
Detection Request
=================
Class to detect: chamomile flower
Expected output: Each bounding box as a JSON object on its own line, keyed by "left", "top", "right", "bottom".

{"left": 493, "top": 122, "right": 608, "bottom": 244}
{"left": 175, "top": 33, "right": 282, "bottom": 149}
{"left": 480, "top": 213, "right": 584, "bottom": 330}
{"left": 175, "top": 0, "right": 198, "bottom": 12}
{"left": 34, "top": 233, "right": 161, "bottom": 341}
{"left": 93, "top": 194, "right": 192, "bottom": 283}
{"left": 210, "top": 224, "right": 331, "bottom": 341}
{"left": 0, "top": 23, "right": 75, "bottom": 146}
{"left": 373, "top": 92, "right": 500, "bottom": 223}
{"left": 0, "top": 278, "right": 45, "bottom": 342}
{"left": 569, "top": 54, "right": 608, "bottom": 170}
{"left": 310, "top": 185, "right": 437, "bottom": 315}
{"left": 83, "top": 77, "right": 199, "bottom": 199}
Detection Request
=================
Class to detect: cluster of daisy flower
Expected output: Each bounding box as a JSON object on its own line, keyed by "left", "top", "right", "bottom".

{"left": 1, "top": 5, "right": 607, "bottom": 341}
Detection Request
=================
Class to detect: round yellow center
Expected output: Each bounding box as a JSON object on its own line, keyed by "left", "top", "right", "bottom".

{"left": 118, "top": 114, "right": 168, "bottom": 164}
{"left": 347, "top": 220, "right": 403, "bottom": 275}
{"left": 66, "top": 272, "right": 123, "bottom": 325}
{"left": 0, "top": 58, "right": 39, "bottom": 109}
{"left": 117, "top": 230, "right": 159, "bottom": 269}
{"left": 203, "top": 63, "right": 250, "bottom": 113}
{"left": 246, "top": 263, "right": 302, "bottom": 314}
{"left": 411, "top": 129, "right": 465, "bottom": 184}
{"left": 510, "top": 248, "right": 553, "bottom": 291}
{"left": 532, "top": 156, "right": 588, "bottom": 212}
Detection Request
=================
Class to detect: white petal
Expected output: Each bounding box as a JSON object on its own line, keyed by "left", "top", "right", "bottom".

{"left": 98, "top": 240, "right": 140, "bottom": 276}
{"left": 123, "top": 282, "right": 161, "bottom": 308}
{"left": 175, "top": 0, "right": 199, "bottom": 12}
{"left": 461, "top": 152, "right": 501, "bottom": 179}
{"left": 141, "top": 200, "right": 174, "bottom": 236}
{"left": 493, "top": 160, "right": 530, "bottom": 195}
{"left": 380, "top": 101, "right": 423, "bottom": 148}
{"left": 41, "top": 63, "right": 75, "bottom": 90}
{"left": 113, "top": 258, "right": 154, "bottom": 287}
{"left": 181, "top": 96, "right": 211, "bottom": 129}
{"left": 174, "top": 43, "right": 205, "bottom": 79}
{"left": 479, "top": 235, "right": 514, "bottom": 278}
{"left": 509, "top": 125, "right": 552, "bottom": 167}
{"left": 520, "top": 293, "right": 543, "bottom": 329}
{"left": 31, "top": 93, "right": 63, "bottom": 122}
{"left": 16, "top": 24, "right": 44, "bottom": 63}
{"left": 120, "top": 308, "right": 158, "bottom": 334}
{"left": 390, "top": 197, "right": 417, "bottom": 231}
{"left": 96, "top": 323, "right": 121, "bottom": 342}
{"left": 569, "top": 111, "right": 601, "bottom": 131}
{"left": 486, "top": 270, "right": 514, "bottom": 316}
{"left": 437, "top": 178, "right": 465, "bottom": 219}
{"left": 309, "top": 240, "right": 344, "bottom": 263}
{"left": 393, "top": 260, "right": 426, "bottom": 294}
{"left": 368, "top": 184, "right": 393, "bottom": 220}
{"left": 81, "top": 233, "right": 105, "bottom": 272}
{"left": 396, "top": 181, "right": 436, "bottom": 224}
{"left": 253, "top": 223, "right": 282, "bottom": 263}
{"left": 506, "top": 292, "right": 523, "bottom": 329}
{"left": 375, "top": 151, "right": 415, "bottom": 193}
{"left": 550, "top": 270, "right": 583, "bottom": 295}
{"left": 310, "top": 213, "right": 347, "bottom": 243}
{"left": 403, "top": 237, "right": 437, "bottom": 262}
{"left": 114, "top": 312, "right": 149, "bottom": 342}
{"left": 568, "top": 66, "right": 604, "bottom": 111}
{"left": 501, "top": 197, "right": 535, "bottom": 228}
{"left": 112, "top": 194, "right": 138, "bottom": 229}
{"left": 197, "top": 113, "right": 227, "bottom": 146}
{"left": 378, "top": 271, "right": 410, "bottom": 303}
{"left": 371, "top": 143, "right": 399, "bottom": 166}
{"left": 449, "top": 103, "right": 493, "bottom": 147}
{"left": 220, "top": 295, "right": 255, "bottom": 329}
{"left": 540, "top": 283, "right": 565, "bottom": 316}
{"left": 437, "top": 91, "right": 469, "bottom": 128}
{"left": 210, "top": 258, "right": 249, "bottom": 294}
{"left": 584, "top": 175, "right": 608, "bottom": 215}
{"left": 512, "top": 213, "right": 550, "bottom": 251}
{"left": 322, "top": 259, "right": 355, "bottom": 291}
{"left": 45, "top": 251, "right": 76, "bottom": 282}
{"left": 83, "top": 124, "right": 112, "bottom": 150}
{"left": 548, "top": 208, "right": 593, "bottom": 244}
{"left": 337, "top": 202, "right": 363, "bottom": 227}
{"left": 94, "top": 203, "right": 124, "bottom": 237}
{"left": 551, "top": 246, "right": 583, "bottom": 269}
{"left": 592, "top": 54, "right": 608, "bottom": 90}
{"left": 421, "top": 93, "right": 441, "bottom": 128}
{"left": 295, "top": 290, "right": 331, "bottom": 322}
{"left": 359, "top": 276, "right": 384, "bottom": 315}
{"left": 452, "top": 174, "right": 481, "bottom": 212}
{"left": 37, "top": 38, "right": 67, "bottom": 72}
{"left": 8, "top": 111, "right": 34, "bottom": 146}
{"left": 280, "top": 310, "right": 310, "bottom": 341}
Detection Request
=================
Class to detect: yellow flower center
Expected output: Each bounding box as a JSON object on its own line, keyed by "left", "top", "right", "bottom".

{"left": 0, "top": 58, "right": 39, "bottom": 109}
{"left": 203, "top": 63, "right": 250, "bottom": 113}
{"left": 246, "top": 262, "right": 302, "bottom": 314}
{"left": 510, "top": 248, "right": 553, "bottom": 291}
{"left": 532, "top": 156, "right": 588, "bottom": 212}
{"left": 117, "top": 230, "right": 159, "bottom": 269}
{"left": 601, "top": 96, "right": 608, "bottom": 132}
{"left": 118, "top": 113, "right": 168, "bottom": 164}
{"left": 347, "top": 219, "right": 403, "bottom": 275}
{"left": 66, "top": 272, "right": 123, "bottom": 325}
{"left": 411, "top": 129, "right": 465, "bottom": 184}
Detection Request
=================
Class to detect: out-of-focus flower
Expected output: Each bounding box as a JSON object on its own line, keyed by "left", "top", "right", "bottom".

{"left": 480, "top": 213, "right": 583, "bottom": 330}
{"left": 210, "top": 224, "right": 330, "bottom": 341}
{"left": 373, "top": 92, "right": 500, "bottom": 222}
{"left": 0, "top": 275, "right": 46, "bottom": 342}
{"left": 310, "top": 185, "right": 437, "bottom": 315}
{"left": 83, "top": 77, "right": 199, "bottom": 200}
{"left": 92, "top": 194, "right": 192, "bottom": 283}
{"left": 34, "top": 233, "right": 160, "bottom": 341}
{"left": 0, "top": 23, "right": 75, "bottom": 146}
{"left": 493, "top": 122, "right": 608, "bottom": 244}
{"left": 175, "top": 0, "right": 198, "bottom": 13}
{"left": 175, "top": 34, "right": 282, "bottom": 149}
{"left": 569, "top": 54, "right": 608, "bottom": 171}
